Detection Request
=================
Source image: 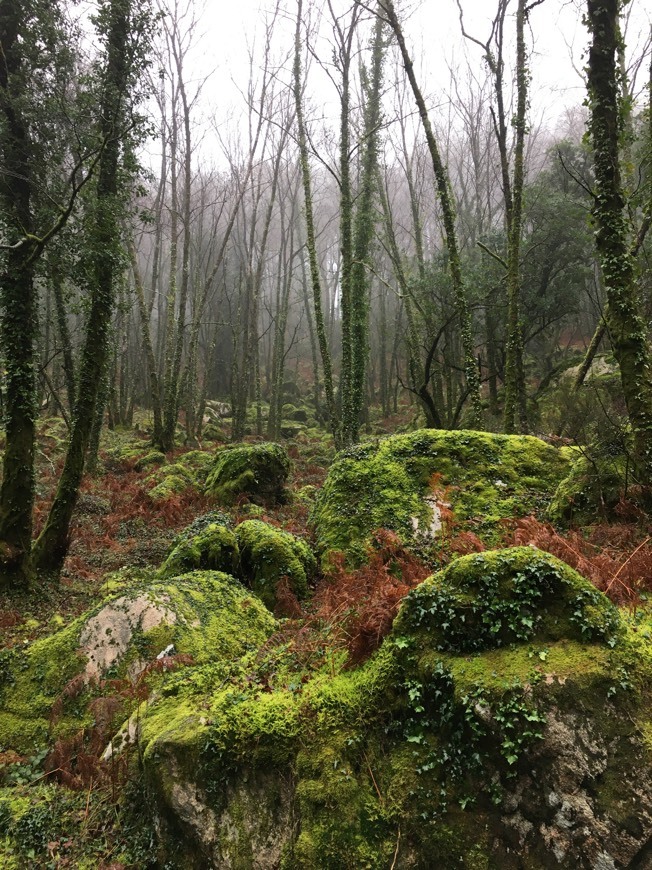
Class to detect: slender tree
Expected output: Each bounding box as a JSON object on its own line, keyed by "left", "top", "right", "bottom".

{"left": 379, "top": 0, "right": 483, "bottom": 429}
{"left": 33, "top": 0, "right": 153, "bottom": 574}
{"left": 294, "top": 0, "right": 339, "bottom": 444}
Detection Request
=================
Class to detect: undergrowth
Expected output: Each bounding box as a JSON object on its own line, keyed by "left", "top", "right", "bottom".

{"left": 506, "top": 513, "right": 652, "bottom": 606}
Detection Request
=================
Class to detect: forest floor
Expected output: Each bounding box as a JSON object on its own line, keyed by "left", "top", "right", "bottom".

{"left": 2, "top": 410, "right": 652, "bottom": 867}
{"left": 2, "top": 408, "right": 651, "bottom": 655}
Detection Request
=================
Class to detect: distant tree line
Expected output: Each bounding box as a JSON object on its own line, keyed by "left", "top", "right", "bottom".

{"left": 0, "top": 0, "right": 650, "bottom": 590}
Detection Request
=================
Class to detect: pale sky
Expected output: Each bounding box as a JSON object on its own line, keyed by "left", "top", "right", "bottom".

{"left": 178, "top": 0, "right": 647, "bottom": 156}
{"left": 87, "top": 0, "right": 645, "bottom": 171}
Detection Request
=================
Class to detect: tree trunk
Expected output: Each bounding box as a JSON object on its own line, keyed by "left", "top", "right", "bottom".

{"left": 294, "top": 0, "right": 339, "bottom": 445}
{"left": 0, "top": 1, "right": 38, "bottom": 588}
{"left": 345, "top": 11, "right": 385, "bottom": 445}
{"left": 381, "top": 0, "right": 483, "bottom": 429}
{"left": 503, "top": 0, "right": 528, "bottom": 433}
{"left": 33, "top": 0, "right": 134, "bottom": 574}
{"left": 585, "top": 0, "right": 652, "bottom": 483}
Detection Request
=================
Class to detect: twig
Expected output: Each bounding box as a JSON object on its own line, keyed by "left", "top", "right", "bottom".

{"left": 605, "top": 536, "right": 650, "bottom": 594}
{"left": 362, "top": 749, "right": 383, "bottom": 805}
{"left": 390, "top": 827, "right": 401, "bottom": 870}
{"left": 477, "top": 240, "right": 507, "bottom": 269}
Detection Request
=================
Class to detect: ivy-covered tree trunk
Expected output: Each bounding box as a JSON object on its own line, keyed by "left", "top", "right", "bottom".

{"left": 381, "top": 0, "right": 483, "bottom": 429}
{"left": 0, "top": 0, "right": 39, "bottom": 588}
{"left": 345, "top": 12, "right": 385, "bottom": 445}
{"left": 586, "top": 0, "right": 652, "bottom": 484}
{"left": 294, "top": 0, "right": 339, "bottom": 446}
{"left": 32, "top": 0, "right": 135, "bottom": 574}
{"left": 503, "top": 0, "right": 528, "bottom": 434}
{"left": 335, "top": 9, "right": 356, "bottom": 446}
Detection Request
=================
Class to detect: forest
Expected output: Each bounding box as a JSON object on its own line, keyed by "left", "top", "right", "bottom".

{"left": 1, "top": 0, "right": 652, "bottom": 866}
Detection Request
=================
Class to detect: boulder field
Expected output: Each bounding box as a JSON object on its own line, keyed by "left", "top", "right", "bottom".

{"left": 2, "top": 430, "right": 651, "bottom": 868}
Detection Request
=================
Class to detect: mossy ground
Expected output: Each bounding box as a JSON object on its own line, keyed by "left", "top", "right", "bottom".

{"left": 2, "top": 418, "right": 652, "bottom": 867}
{"left": 0, "top": 781, "right": 157, "bottom": 868}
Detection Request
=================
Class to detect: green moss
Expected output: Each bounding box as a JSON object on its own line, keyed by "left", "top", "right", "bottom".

{"left": 134, "top": 450, "right": 167, "bottom": 471}
{"left": 163, "top": 571, "right": 276, "bottom": 664}
{"left": 107, "top": 438, "right": 155, "bottom": 466}
{"left": 148, "top": 473, "right": 191, "bottom": 501}
{"left": 235, "top": 519, "right": 315, "bottom": 609}
{"left": 280, "top": 421, "right": 307, "bottom": 439}
{"left": 548, "top": 451, "right": 631, "bottom": 525}
{"left": 159, "top": 523, "right": 239, "bottom": 580}
{"left": 439, "top": 638, "right": 611, "bottom": 694}
{"left": 137, "top": 575, "right": 652, "bottom": 868}
{"left": 312, "top": 429, "right": 571, "bottom": 565}
{"left": 0, "top": 572, "right": 276, "bottom": 755}
{"left": 205, "top": 442, "right": 291, "bottom": 506}
{"left": 0, "top": 782, "right": 157, "bottom": 868}
{"left": 0, "top": 617, "right": 91, "bottom": 753}
{"left": 173, "top": 449, "right": 214, "bottom": 483}
{"left": 99, "top": 565, "right": 158, "bottom": 596}
{"left": 144, "top": 451, "right": 214, "bottom": 501}
{"left": 393, "top": 547, "right": 621, "bottom": 653}
{"left": 170, "top": 510, "right": 233, "bottom": 545}
{"left": 158, "top": 513, "right": 315, "bottom": 611}
{"left": 202, "top": 422, "right": 228, "bottom": 441}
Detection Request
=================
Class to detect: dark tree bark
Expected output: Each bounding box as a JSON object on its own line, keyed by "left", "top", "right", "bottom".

{"left": 586, "top": 0, "right": 652, "bottom": 483}
{"left": 33, "top": 0, "right": 136, "bottom": 573}
{"left": 0, "top": 0, "right": 38, "bottom": 587}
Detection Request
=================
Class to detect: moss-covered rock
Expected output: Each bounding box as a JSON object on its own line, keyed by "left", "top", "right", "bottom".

{"left": 158, "top": 514, "right": 314, "bottom": 611}
{"left": 204, "top": 442, "right": 291, "bottom": 506}
{"left": 159, "top": 523, "right": 240, "bottom": 580}
{"left": 201, "top": 422, "right": 229, "bottom": 442}
{"left": 280, "top": 421, "right": 306, "bottom": 439}
{"left": 136, "top": 546, "right": 652, "bottom": 869}
{"left": 148, "top": 473, "right": 190, "bottom": 501}
{"left": 134, "top": 450, "right": 167, "bottom": 472}
{"left": 0, "top": 572, "right": 275, "bottom": 755}
{"left": 283, "top": 404, "right": 310, "bottom": 423}
{"left": 312, "top": 429, "right": 571, "bottom": 565}
{"left": 107, "top": 438, "right": 155, "bottom": 466}
{"left": 235, "top": 519, "right": 315, "bottom": 609}
{"left": 393, "top": 546, "right": 621, "bottom": 653}
{"left": 144, "top": 449, "right": 215, "bottom": 501}
{"left": 548, "top": 451, "right": 633, "bottom": 525}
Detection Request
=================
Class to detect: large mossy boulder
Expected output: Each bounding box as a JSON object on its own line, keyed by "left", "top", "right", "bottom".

{"left": 312, "top": 429, "right": 571, "bottom": 565}
{"left": 159, "top": 515, "right": 314, "bottom": 610}
{"left": 137, "top": 547, "right": 652, "bottom": 868}
{"left": 205, "top": 442, "right": 290, "bottom": 506}
{"left": 393, "top": 546, "right": 620, "bottom": 652}
{"left": 0, "top": 572, "right": 275, "bottom": 755}
{"left": 159, "top": 522, "right": 239, "bottom": 580}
